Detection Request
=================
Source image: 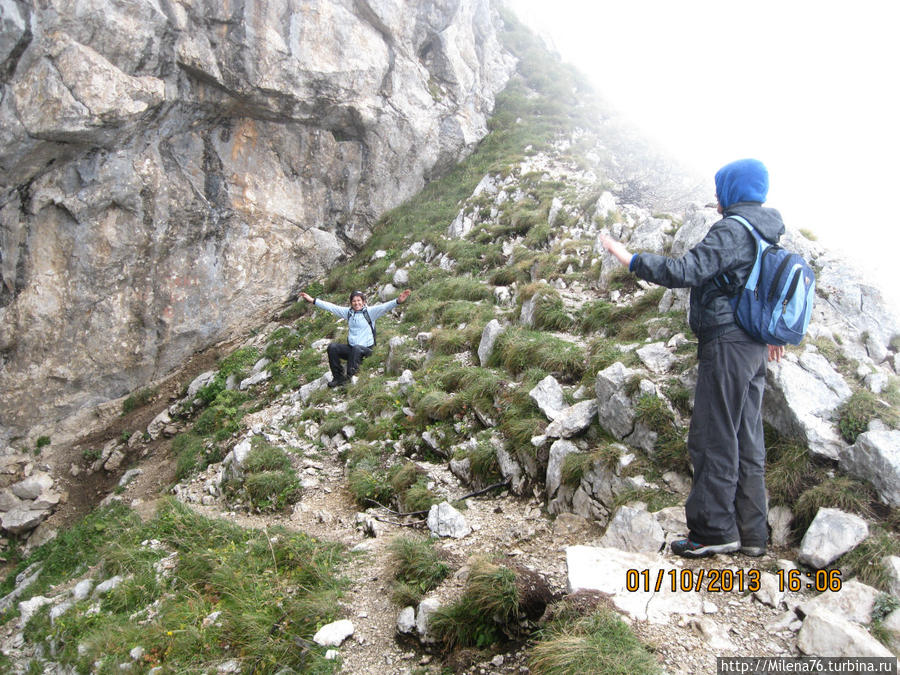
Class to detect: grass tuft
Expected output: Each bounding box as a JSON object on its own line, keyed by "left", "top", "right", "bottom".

{"left": 388, "top": 535, "right": 451, "bottom": 606}
{"left": 491, "top": 328, "right": 585, "bottom": 383}
{"left": 429, "top": 558, "right": 520, "bottom": 650}
{"left": 226, "top": 437, "right": 302, "bottom": 512}
{"left": 529, "top": 603, "right": 660, "bottom": 675}
{"left": 837, "top": 390, "right": 899, "bottom": 444}
{"left": 837, "top": 527, "right": 900, "bottom": 591}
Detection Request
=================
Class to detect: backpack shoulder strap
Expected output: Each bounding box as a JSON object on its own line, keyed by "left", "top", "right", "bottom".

{"left": 713, "top": 214, "right": 766, "bottom": 294}
{"left": 726, "top": 214, "right": 761, "bottom": 240}
{"left": 361, "top": 308, "right": 376, "bottom": 346}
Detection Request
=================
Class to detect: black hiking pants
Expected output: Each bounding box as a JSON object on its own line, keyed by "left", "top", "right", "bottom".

{"left": 327, "top": 343, "right": 372, "bottom": 382}
{"left": 685, "top": 330, "right": 769, "bottom": 548}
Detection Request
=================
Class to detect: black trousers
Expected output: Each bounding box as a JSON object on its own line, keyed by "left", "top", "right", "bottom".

{"left": 327, "top": 343, "right": 372, "bottom": 381}
{"left": 686, "top": 330, "right": 768, "bottom": 547}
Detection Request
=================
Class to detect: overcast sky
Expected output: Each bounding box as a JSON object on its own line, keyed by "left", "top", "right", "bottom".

{"left": 505, "top": 0, "right": 900, "bottom": 312}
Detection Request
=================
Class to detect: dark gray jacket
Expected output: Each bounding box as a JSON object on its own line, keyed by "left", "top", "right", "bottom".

{"left": 630, "top": 202, "right": 785, "bottom": 343}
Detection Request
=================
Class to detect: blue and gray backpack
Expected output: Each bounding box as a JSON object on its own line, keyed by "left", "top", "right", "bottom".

{"left": 716, "top": 214, "right": 815, "bottom": 346}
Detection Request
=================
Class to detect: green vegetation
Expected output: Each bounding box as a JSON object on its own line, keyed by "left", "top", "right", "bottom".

{"left": 193, "top": 389, "right": 251, "bottom": 441}
{"left": 122, "top": 387, "right": 157, "bottom": 414}
{"left": 529, "top": 600, "right": 660, "bottom": 675}
{"left": 871, "top": 592, "right": 900, "bottom": 646}
{"left": 388, "top": 535, "right": 451, "bottom": 606}
{"left": 172, "top": 432, "right": 221, "bottom": 480}
{"left": 527, "top": 285, "right": 574, "bottom": 332}
{"left": 454, "top": 434, "right": 503, "bottom": 487}
{"left": 561, "top": 451, "right": 595, "bottom": 488}
{"left": 490, "top": 328, "right": 585, "bottom": 382}
{"left": 346, "top": 443, "right": 394, "bottom": 507}
{"left": 765, "top": 428, "right": 819, "bottom": 513}
{"left": 7, "top": 500, "right": 345, "bottom": 674}
{"left": 840, "top": 528, "right": 900, "bottom": 592}
{"left": 429, "top": 559, "right": 522, "bottom": 650}
{"left": 837, "top": 389, "right": 900, "bottom": 443}
{"left": 224, "top": 437, "right": 302, "bottom": 512}
{"left": 633, "top": 395, "right": 690, "bottom": 475}
{"left": 34, "top": 436, "right": 51, "bottom": 454}
{"left": 389, "top": 462, "right": 439, "bottom": 512}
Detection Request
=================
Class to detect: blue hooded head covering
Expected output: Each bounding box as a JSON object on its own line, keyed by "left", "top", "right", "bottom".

{"left": 715, "top": 159, "right": 769, "bottom": 208}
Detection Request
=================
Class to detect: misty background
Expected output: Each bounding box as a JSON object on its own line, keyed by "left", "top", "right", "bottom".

{"left": 507, "top": 0, "right": 900, "bottom": 314}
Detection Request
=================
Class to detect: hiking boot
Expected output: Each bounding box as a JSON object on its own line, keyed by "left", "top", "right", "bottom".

{"left": 741, "top": 545, "right": 766, "bottom": 557}
{"left": 327, "top": 377, "right": 346, "bottom": 388}
{"left": 670, "top": 538, "right": 740, "bottom": 558}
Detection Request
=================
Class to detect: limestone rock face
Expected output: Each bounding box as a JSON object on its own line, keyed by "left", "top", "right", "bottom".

{"left": 0, "top": 0, "right": 515, "bottom": 444}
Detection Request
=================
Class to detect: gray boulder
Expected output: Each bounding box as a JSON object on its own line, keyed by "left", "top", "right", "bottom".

{"left": 797, "top": 608, "right": 891, "bottom": 657}
{"left": 296, "top": 373, "right": 331, "bottom": 402}
{"left": 839, "top": 430, "right": 900, "bottom": 507}
{"left": 767, "top": 505, "right": 793, "bottom": 548}
{"left": 628, "top": 217, "right": 669, "bottom": 255}
{"left": 147, "top": 409, "right": 172, "bottom": 441}
{"left": 635, "top": 342, "right": 675, "bottom": 374}
{"left": 799, "top": 578, "right": 879, "bottom": 625}
{"left": 187, "top": 371, "right": 217, "bottom": 398}
{"left": 313, "top": 619, "right": 354, "bottom": 647}
{"left": 763, "top": 351, "right": 851, "bottom": 460}
{"left": 595, "top": 362, "right": 637, "bottom": 440}
{"left": 1, "top": 507, "right": 48, "bottom": 534}
{"left": 545, "top": 439, "right": 579, "bottom": 506}
{"left": 798, "top": 508, "right": 868, "bottom": 569}
{"left": 416, "top": 597, "right": 441, "bottom": 643}
{"left": 598, "top": 505, "right": 666, "bottom": 554}
{"left": 448, "top": 208, "right": 475, "bottom": 239}
{"left": 397, "top": 606, "right": 416, "bottom": 634}
{"left": 885, "top": 555, "right": 900, "bottom": 599}
{"left": 545, "top": 400, "right": 598, "bottom": 439}
{"left": 495, "top": 444, "right": 526, "bottom": 495}
{"left": 427, "top": 502, "right": 471, "bottom": 539}
{"left": 669, "top": 205, "right": 718, "bottom": 257}
{"left": 529, "top": 375, "right": 565, "bottom": 421}
{"left": 478, "top": 319, "right": 505, "bottom": 367}
{"left": 10, "top": 472, "right": 53, "bottom": 500}
{"left": 0, "top": 488, "right": 21, "bottom": 512}
{"left": 753, "top": 572, "right": 785, "bottom": 609}
{"left": 385, "top": 336, "right": 410, "bottom": 375}
{"left": 519, "top": 295, "right": 537, "bottom": 328}
{"left": 816, "top": 258, "right": 900, "bottom": 352}
{"left": 0, "top": 562, "right": 42, "bottom": 614}
{"left": 566, "top": 545, "right": 703, "bottom": 624}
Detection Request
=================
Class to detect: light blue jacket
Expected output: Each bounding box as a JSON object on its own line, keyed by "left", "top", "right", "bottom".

{"left": 313, "top": 298, "right": 399, "bottom": 348}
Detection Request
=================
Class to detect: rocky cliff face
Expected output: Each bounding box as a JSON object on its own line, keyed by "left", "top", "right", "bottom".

{"left": 0, "top": 0, "right": 515, "bottom": 444}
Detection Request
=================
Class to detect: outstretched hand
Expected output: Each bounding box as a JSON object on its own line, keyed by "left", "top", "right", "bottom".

{"left": 299, "top": 292, "right": 314, "bottom": 304}
{"left": 599, "top": 234, "right": 633, "bottom": 268}
{"left": 398, "top": 289, "right": 411, "bottom": 304}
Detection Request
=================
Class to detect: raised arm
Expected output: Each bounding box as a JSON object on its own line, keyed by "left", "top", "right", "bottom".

{"left": 601, "top": 224, "right": 746, "bottom": 289}
{"left": 299, "top": 292, "right": 349, "bottom": 319}
{"left": 366, "top": 289, "right": 411, "bottom": 320}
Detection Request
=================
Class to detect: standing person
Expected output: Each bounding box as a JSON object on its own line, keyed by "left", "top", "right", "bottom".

{"left": 298, "top": 289, "right": 411, "bottom": 387}
{"left": 599, "top": 158, "right": 784, "bottom": 558}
